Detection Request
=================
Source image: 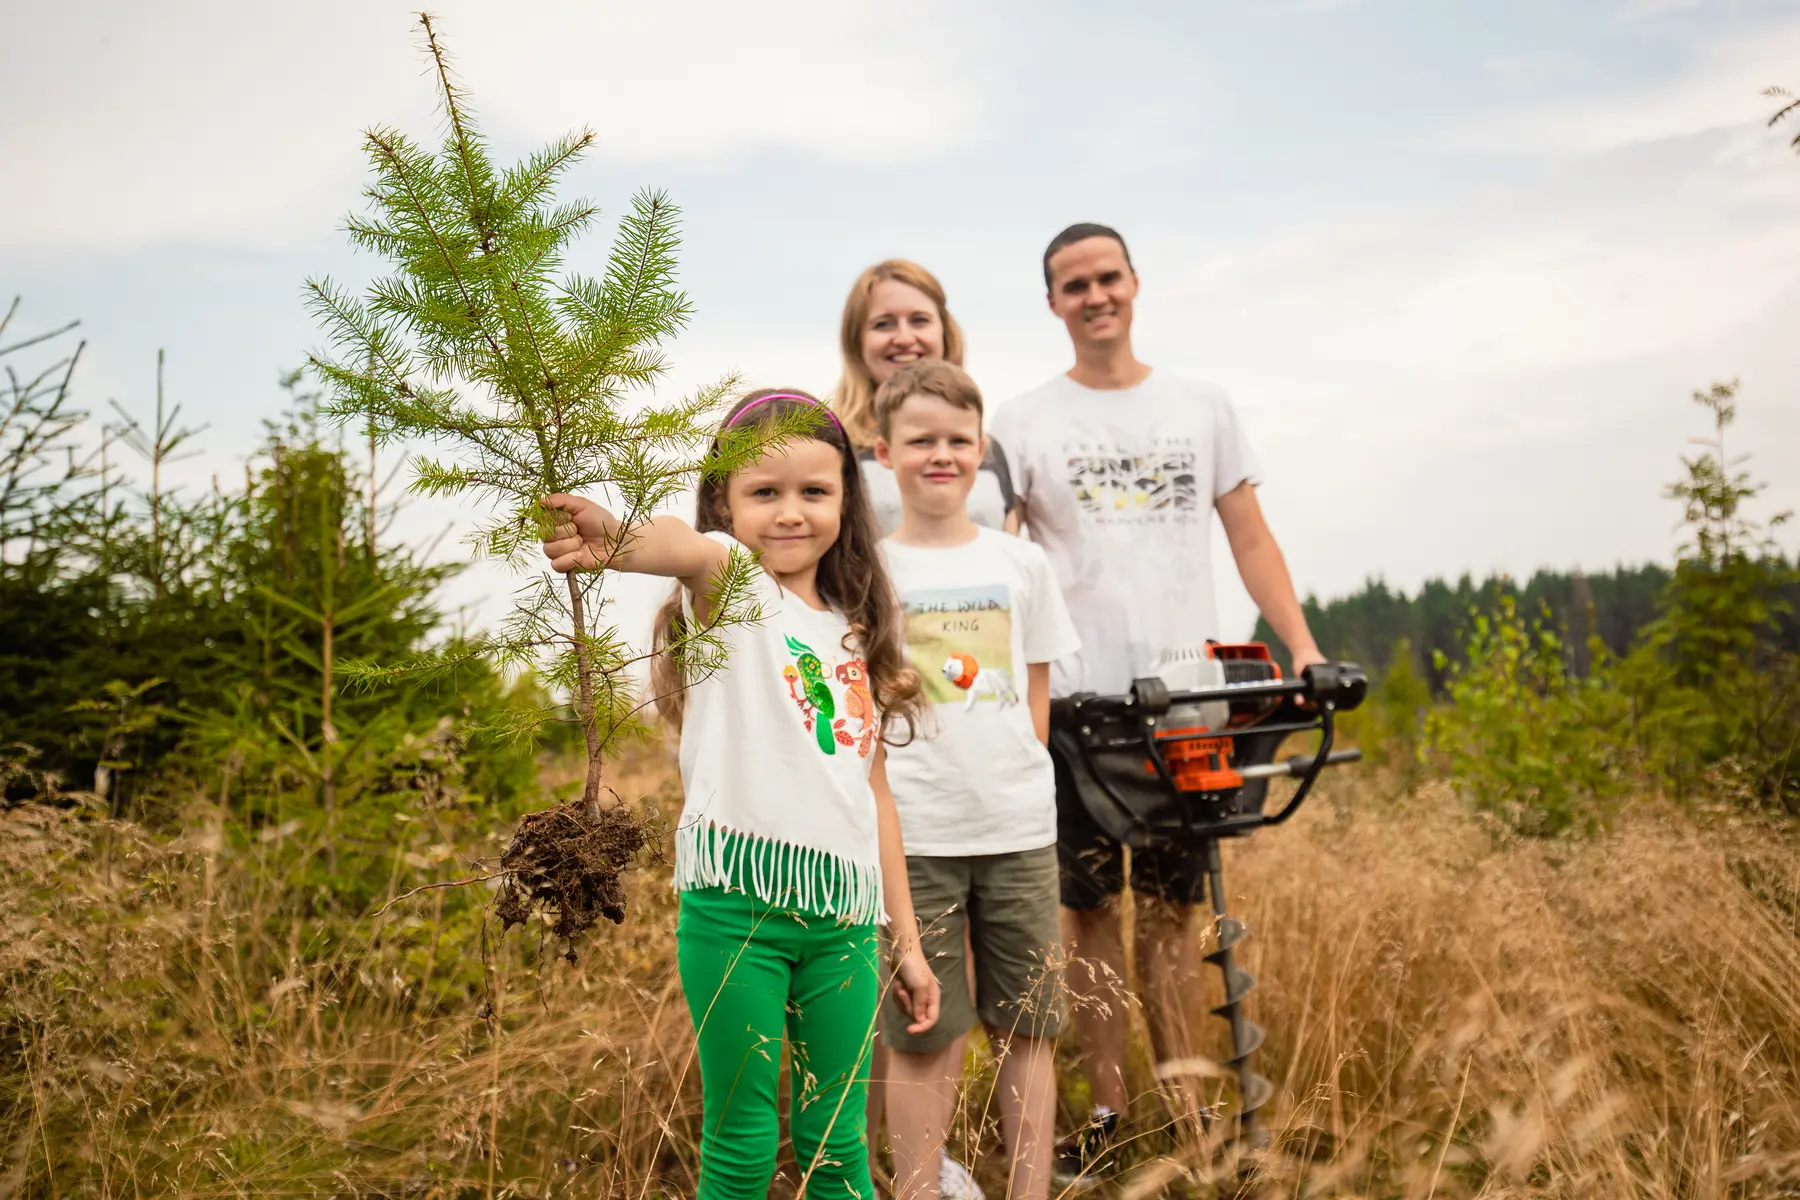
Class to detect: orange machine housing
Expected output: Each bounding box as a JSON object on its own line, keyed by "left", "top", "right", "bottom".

{"left": 1145, "top": 643, "right": 1281, "bottom": 793}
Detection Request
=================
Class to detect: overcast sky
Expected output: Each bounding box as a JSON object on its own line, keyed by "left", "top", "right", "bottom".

{"left": 5, "top": 0, "right": 1799, "bottom": 647}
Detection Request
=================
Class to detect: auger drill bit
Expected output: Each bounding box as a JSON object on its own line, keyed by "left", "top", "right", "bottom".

{"left": 1203, "top": 839, "right": 1273, "bottom": 1148}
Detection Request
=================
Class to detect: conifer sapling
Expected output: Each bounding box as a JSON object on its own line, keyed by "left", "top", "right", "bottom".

{"left": 305, "top": 14, "right": 800, "bottom": 939}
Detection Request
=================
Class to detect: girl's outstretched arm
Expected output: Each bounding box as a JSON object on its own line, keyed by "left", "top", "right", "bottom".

{"left": 871, "top": 745, "right": 940, "bottom": 1035}
{"left": 541, "top": 494, "right": 728, "bottom": 598}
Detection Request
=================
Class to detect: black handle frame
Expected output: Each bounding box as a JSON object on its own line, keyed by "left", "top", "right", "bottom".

{"left": 1062, "top": 662, "right": 1369, "bottom": 840}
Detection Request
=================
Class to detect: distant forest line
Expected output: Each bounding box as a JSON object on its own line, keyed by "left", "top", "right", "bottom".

{"left": 1254, "top": 562, "right": 1800, "bottom": 689}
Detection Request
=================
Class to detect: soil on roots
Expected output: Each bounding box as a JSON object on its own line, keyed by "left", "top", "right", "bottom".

{"left": 494, "top": 799, "right": 650, "bottom": 958}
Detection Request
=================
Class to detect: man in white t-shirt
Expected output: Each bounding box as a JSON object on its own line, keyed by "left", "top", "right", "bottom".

{"left": 874, "top": 360, "right": 1081, "bottom": 1200}
{"left": 989, "top": 223, "right": 1325, "bottom": 1179}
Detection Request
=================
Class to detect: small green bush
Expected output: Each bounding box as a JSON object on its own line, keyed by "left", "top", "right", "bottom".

{"left": 1345, "top": 639, "right": 1432, "bottom": 772}
{"left": 1423, "top": 595, "right": 1632, "bottom": 836}
{"left": 1612, "top": 383, "right": 1800, "bottom": 811}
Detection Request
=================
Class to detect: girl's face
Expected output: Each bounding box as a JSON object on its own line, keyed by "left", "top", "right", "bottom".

{"left": 860, "top": 280, "right": 946, "bottom": 387}
{"left": 723, "top": 437, "right": 845, "bottom": 587}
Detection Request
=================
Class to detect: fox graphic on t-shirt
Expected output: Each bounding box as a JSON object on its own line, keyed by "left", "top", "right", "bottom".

{"left": 941, "top": 653, "right": 1019, "bottom": 712}
{"left": 835, "top": 660, "right": 877, "bottom": 758}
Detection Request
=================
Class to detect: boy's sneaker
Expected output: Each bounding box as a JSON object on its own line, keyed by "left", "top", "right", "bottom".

{"left": 939, "top": 1153, "right": 985, "bottom": 1200}
{"left": 1052, "top": 1107, "right": 1120, "bottom": 1190}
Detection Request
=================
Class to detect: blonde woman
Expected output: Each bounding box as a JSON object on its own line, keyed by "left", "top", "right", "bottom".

{"left": 834, "top": 260, "right": 1021, "bottom": 537}
{"left": 836, "top": 261, "right": 1013, "bottom": 1199}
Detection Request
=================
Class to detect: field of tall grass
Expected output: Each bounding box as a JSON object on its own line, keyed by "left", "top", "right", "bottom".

{"left": 4, "top": 744, "right": 1799, "bottom": 1199}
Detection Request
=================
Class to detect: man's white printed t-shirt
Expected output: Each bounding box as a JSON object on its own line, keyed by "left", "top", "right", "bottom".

{"left": 989, "top": 371, "right": 1260, "bottom": 698}
{"left": 881, "top": 527, "right": 1081, "bottom": 856}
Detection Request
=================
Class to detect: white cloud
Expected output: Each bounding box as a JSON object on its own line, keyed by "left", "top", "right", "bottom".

{"left": 1482, "top": 51, "right": 1588, "bottom": 86}
{"left": 1613, "top": 0, "right": 1704, "bottom": 24}
{"left": 454, "top": 2, "right": 985, "bottom": 165}
{"left": 0, "top": 0, "right": 986, "bottom": 250}
{"left": 1450, "top": 16, "right": 1800, "bottom": 154}
{"left": 1158, "top": 127, "right": 1800, "bottom": 384}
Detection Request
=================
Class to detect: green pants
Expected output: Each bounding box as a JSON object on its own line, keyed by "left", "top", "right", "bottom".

{"left": 677, "top": 886, "right": 880, "bottom": 1200}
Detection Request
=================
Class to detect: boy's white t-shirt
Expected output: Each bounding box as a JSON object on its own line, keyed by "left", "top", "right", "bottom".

{"left": 673, "top": 532, "right": 886, "bottom": 924}
{"left": 989, "top": 371, "right": 1260, "bottom": 698}
{"left": 881, "top": 527, "right": 1081, "bottom": 856}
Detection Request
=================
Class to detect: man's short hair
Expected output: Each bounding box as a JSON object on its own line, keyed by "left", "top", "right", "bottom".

{"left": 873, "top": 360, "right": 984, "bottom": 441}
{"left": 1042, "top": 223, "right": 1133, "bottom": 291}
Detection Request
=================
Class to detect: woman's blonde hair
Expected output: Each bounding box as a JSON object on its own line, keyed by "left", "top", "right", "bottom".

{"left": 833, "top": 260, "right": 965, "bottom": 449}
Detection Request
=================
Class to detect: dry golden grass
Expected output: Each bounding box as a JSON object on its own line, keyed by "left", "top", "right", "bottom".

{"left": 3, "top": 749, "right": 1797, "bottom": 1198}
{"left": 1222, "top": 779, "right": 1800, "bottom": 1197}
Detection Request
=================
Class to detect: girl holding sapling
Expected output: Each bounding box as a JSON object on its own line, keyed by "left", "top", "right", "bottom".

{"left": 542, "top": 388, "right": 939, "bottom": 1200}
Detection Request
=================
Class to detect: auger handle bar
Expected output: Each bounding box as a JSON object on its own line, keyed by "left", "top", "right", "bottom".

{"left": 1081, "top": 660, "right": 1370, "bottom": 718}
{"left": 1240, "top": 748, "right": 1365, "bottom": 780}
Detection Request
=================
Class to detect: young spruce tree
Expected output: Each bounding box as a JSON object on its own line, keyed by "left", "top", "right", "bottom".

{"left": 306, "top": 16, "right": 804, "bottom": 933}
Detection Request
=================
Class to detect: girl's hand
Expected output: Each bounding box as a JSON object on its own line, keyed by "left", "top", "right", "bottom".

{"left": 541, "top": 497, "right": 727, "bottom": 591}
{"left": 541, "top": 494, "right": 618, "bottom": 573}
{"left": 890, "top": 946, "right": 941, "bottom": 1035}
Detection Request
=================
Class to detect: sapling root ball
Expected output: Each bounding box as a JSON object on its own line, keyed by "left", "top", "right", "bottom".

{"left": 494, "top": 799, "right": 651, "bottom": 960}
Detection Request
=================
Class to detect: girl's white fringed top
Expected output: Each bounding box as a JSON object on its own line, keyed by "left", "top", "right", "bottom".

{"left": 671, "top": 532, "right": 886, "bottom": 925}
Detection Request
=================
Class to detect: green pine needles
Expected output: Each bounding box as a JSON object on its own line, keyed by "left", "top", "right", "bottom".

{"left": 305, "top": 13, "right": 771, "bottom": 818}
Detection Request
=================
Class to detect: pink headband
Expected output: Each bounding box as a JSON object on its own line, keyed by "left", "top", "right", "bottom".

{"left": 723, "top": 392, "right": 847, "bottom": 439}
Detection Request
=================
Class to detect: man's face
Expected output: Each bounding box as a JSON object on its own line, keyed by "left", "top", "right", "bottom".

{"left": 1045, "top": 236, "right": 1137, "bottom": 350}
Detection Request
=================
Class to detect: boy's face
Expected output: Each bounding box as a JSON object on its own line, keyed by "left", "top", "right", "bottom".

{"left": 1046, "top": 236, "right": 1137, "bottom": 351}
{"left": 873, "top": 394, "right": 985, "bottom": 521}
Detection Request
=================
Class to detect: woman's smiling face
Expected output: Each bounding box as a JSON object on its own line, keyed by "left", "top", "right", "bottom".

{"left": 860, "top": 279, "right": 946, "bottom": 387}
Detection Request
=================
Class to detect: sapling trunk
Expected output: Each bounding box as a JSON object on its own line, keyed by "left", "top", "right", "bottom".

{"left": 565, "top": 568, "right": 604, "bottom": 818}
{"left": 365, "top": 420, "right": 377, "bottom": 555}
{"left": 319, "top": 468, "right": 338, "bottom": 871}
{"left": 321, "top": 600, "right": 336, "bottom": 864}
{"left": 151, "top": 351, "right": 164, "bottom": 597}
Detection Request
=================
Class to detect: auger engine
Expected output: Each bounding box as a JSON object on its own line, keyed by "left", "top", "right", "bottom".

{"left": 1050, "top": 643, "right": 1367, "bottom": 1146}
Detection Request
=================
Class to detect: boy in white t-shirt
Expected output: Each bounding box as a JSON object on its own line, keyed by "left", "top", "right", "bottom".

{"left": 874, "top": 361, "right": 1081, "bottom": 1200}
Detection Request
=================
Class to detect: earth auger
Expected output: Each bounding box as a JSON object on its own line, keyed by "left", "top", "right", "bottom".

{"left": 1051, "top": 644, "right": 1368, "bottom": 1148}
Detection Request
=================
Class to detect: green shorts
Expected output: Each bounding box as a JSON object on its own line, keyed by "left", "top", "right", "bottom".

{"left": 881, "top": 845, "right": 1067, "bottom": 1054}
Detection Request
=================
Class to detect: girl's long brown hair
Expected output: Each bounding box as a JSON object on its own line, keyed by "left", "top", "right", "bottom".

{"left": 833, "top": 260, "right": 966, "bottom": 449}
{"left": 651, "top": 388, "right": 924, "bottom": 742}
